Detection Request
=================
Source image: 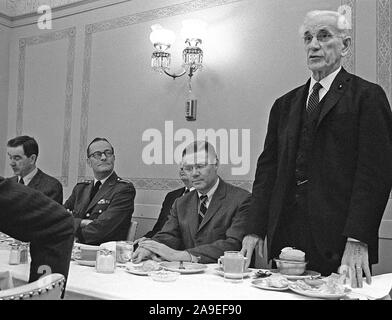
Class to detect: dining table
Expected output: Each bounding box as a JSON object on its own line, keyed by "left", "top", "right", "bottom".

{"left": 1, "top": 247, "right": 392, "bottom": 300}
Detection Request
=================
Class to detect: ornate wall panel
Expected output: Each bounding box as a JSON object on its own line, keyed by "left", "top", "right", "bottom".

{"left": 340, "top": 0, "right": 356, "bottom": 73}
{"left": 77, "top": 0, "right": 245, "bottom": 189}
{"left": 16, "top": 27, "right": 76, "bottom": 186}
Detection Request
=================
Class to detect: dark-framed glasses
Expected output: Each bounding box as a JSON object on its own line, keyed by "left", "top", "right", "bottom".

{"left": 303, "top": 30, "right": 335, "bottom": 44}
{"left": 88, "top": 149, "right": 114, "bottom": 159}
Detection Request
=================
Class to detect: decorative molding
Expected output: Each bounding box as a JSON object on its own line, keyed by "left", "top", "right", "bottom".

{"left": 340, "top": 0, "right": 356, "bottom": 73}
{"left": 4, "top": 0, "right": 90, "bottom": 16}
{"left": 377, "top": 0, "right": 392, "bottom": 103}
{"left": 78, "top": 0, "right": 244, "bottom": 178}
{"left": 16, "top": 27, "right": 76, "bottom": 187}
{"left": 77, "top": 177, "right": 253, "bottom": 192}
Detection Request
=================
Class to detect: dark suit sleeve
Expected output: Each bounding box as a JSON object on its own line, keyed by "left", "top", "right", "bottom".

{"left": 246, "top": 101, "right": 280, "bottom": 238}
{"left": 46, "top": 179, "right": 63, "bottom": 204}
{"left": 188, "top": 194, "right": 251, "bottom": 263}
{"left": 343, "top": 85, "right": 392, "bottom": 244}
{"left": 77, "top": 184, "right": 135, "bottom": 244}
{"left": 152, "top": 198, "right": 184, "bottom": 250}
{"left": 144, "top": 189, "right": 182, "bottom": 238}
{"left": 0, "top": 178, "right": 74, "bottom": 282}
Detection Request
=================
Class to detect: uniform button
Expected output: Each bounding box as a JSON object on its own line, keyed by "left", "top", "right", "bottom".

{"left": 99, "top": 210, "right": 102, "bottom": 213}
{"left": 86, "top": 213, "right": 90, "bottom": 218}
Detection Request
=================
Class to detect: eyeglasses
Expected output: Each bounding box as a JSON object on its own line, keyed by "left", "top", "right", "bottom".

{"left": 88, "top": 149, "right": 114, "bottom": 160}
{"left": 182, "top": 163, "right": 214, "bottom": 173}
{"left": 303, "top": 30, "right": 336, "bottom": 44}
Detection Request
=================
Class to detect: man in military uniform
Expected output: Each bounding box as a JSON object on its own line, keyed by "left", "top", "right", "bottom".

{"left": 64, "top": 137, "right": 136, "bottom": 245}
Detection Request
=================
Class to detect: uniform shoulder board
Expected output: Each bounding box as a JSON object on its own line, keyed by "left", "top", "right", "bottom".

{"left": 117, "top": 177, "right": 131, "bottom": 184}
{"left": 77, "top": 179, "right": 92, "bottom": 185}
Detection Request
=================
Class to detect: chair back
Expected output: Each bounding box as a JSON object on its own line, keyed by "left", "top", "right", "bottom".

{"left": 126, "top": 220, "right": 138, "bottom": 241}
{"left": 0, "top": 273, "right": 65, "bottom": 300}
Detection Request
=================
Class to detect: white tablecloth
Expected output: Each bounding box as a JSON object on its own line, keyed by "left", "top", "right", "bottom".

{"left": 1, "top": 249, "right": 391, "bottom": 300}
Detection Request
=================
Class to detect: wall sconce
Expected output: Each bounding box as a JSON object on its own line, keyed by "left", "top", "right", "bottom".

{"left": 150, "top": 19, "right": 207, "bottom": 121}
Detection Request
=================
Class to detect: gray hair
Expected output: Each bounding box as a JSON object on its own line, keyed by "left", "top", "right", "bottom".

{"left": 299, "top": 10, "right": 351, "bottom": 38}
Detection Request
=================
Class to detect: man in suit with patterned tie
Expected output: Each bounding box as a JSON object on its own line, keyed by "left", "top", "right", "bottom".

{"left": 135, "top": 166, "right": 193, "bottom": 241}
{"left": 64, "top": 137, "right": 136, "bottom": 245}
{"left": 133, "top": 141, "right": 251, "bottom": 264}
{"left": 240, "top": 10, "right": 392, "bottom": 288}
{"left": 7, "top": 135, "right": 63, "bottom": 204}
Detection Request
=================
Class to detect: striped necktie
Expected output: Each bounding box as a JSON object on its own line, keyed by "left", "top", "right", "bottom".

{"left": 19, "top": 177, "right": 24, "bottom": 185}
{"left": 306, "top": 82, "right": 322, "bottom": 116}
{"left": 198, "top": 195, "right": 208, "bottom": 225}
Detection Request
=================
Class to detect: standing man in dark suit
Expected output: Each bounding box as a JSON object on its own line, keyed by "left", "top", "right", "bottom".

{"left": 241, "top": 10, "right": 392, "bottom": 288}
{"left": 7, "top": 135, "right": 63, "bottom": 204}
{"left": 133, "top": 141, "right": 251, "bottom": 264}
{"left": 0, "top": 177, "right": 74, "bottom": 284}
{"left": 64, "top": 137, "right": 135, "bottom": 245}
{"left": 137, "top": 166, "right": 193, "bottom": 240}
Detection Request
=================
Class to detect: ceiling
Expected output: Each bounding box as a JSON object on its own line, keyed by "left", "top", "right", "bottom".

{"left": 0, "top": 0, "right": 99, "bottom": 17}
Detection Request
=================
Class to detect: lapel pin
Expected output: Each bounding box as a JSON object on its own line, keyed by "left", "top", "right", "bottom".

{"left": 338, "top": 84, "right": 343, "bottom": 89}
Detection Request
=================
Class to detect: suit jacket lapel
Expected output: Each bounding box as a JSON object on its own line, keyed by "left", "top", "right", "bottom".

{"left": 28, "top": 169, "right": 42, "bottom": 189}
{"left": 86, "top": 172, "right": 117, "bottom": 212}
{"left": 286, "top": 82, "right": 309, "bottom": 163}
{"left": 317, "top": 68, "right": 350, "bottom": 128}
{"left": 198, "top": 179, "right": 225, "bottom": 231}
{"left": 187, "top": 192, "right": 199, "bottom": 239}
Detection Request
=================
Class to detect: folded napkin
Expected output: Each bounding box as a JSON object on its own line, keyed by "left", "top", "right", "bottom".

{"left": 348, "top": 273, "right": 392, "bottom": 300}
{"left": 0, "top": 271, "right": 14, "bottom": 290}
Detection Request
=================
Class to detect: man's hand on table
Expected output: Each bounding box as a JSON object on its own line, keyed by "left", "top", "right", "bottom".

{"left": 137, "top": 240, "right": 190, "bottom": 262}
{"left": 240, "top": 234, "right": 263, "bottom": 269}
{"left": 338, "top": 240, "right": 371, "bottom": 288}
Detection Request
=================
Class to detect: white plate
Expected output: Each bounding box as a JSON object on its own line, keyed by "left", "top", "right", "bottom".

{"left": 124, "top": 265, "right": 162, "bottom": 276}
{"left": 289, "top": 284, "right": 351, "bottom": 299}
{"left": 214, "top": 267, "right": 253, "bottom": 278}
{"left": 270, "top": 269, "right": 321, "bottom": 280}
{"left": 251, "top": 279, "right": 289, "bottom": 291}
{"left": 160, "top": 262, "right": 207, "bottom": 274}
{"left": 74, "top": 259, "right": 96, "bottom": 267}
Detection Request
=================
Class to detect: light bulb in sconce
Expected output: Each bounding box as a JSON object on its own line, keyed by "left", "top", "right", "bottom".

{"left": 150, "top": 24, "right": 176, "bottom": 72}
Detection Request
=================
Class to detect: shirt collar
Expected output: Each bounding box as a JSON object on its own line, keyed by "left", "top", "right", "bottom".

{"left": 309, "top": 66, "right": 341, "bottom": 93}
{"left": 20, "top": 167, "right": 38, "bottom": 186}
{"left": 94, "top": 170, "right": 113, "bottom": 186}
{"left": 197, "top": 177, "right": 220, "bottom": 201}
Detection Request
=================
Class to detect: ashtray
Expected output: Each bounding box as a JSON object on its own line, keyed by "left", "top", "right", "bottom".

{"left": 149, "top": 270, "right": 180, "bottom": 282}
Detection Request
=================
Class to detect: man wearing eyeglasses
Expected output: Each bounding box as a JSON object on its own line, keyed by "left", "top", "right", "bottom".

{"left": 241, "top": 10, "right": 392, "bottom": 288}
{"left": 64, "top": 137, "right": 136, "bottom": 245}
{"left": 133, "top": 141, "right": 251, "bottom": 264}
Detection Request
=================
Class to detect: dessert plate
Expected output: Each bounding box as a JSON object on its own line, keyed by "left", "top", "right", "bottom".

{"left": 251, "top": 279, "right": 289, "bottom": 291}
{"left": 288, "top": 284, "right": 351, "bottom": 299}
{"left": 160, "top": 262, "right": 207, "bottom": 274}
{"left": 74, "top": 259, "right": 96, "bottom": 267}
{"left": 124, "top": 265, "right": 162, "bottom": 276}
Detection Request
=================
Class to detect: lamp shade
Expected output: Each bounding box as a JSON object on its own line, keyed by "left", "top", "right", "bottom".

{"left": 149, "top": 24, "right": 176, "bottom": 47}
{"left": 181, "top": 19, "right": 207, "bottom": 41}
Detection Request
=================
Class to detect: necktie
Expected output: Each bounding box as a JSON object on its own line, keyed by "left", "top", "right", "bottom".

{"left": 90, "top": 180, "right": 101, "bottom": 201}
{"left": 183, "top": 188, "right": 190, "bottom": 195}
{"left": 306, "top": 82, "right": 322, "bottom": 116}
{"left": 19, "top": 177, "right": 24, "bottom": 185}
{"left": 198, "top": 195, "right": 208, "bottom": 225}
